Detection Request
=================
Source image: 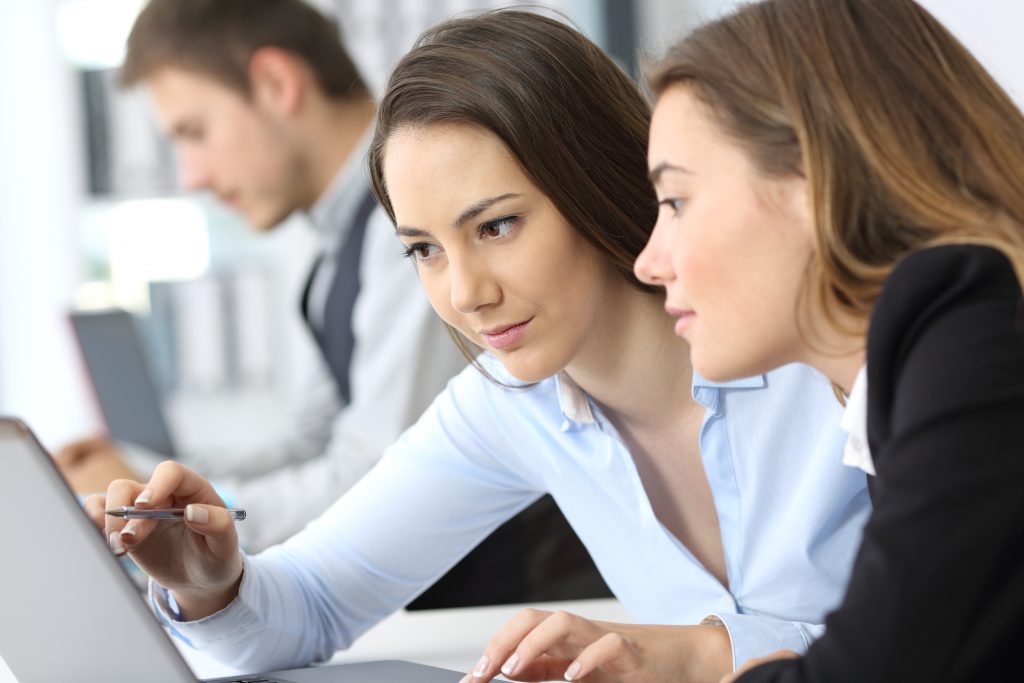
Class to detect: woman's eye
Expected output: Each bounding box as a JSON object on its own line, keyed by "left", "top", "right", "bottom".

{"left": 658, "top": 198, "right": 687, "bottom": 216}
{"left": 402, "top": 242, "right": 440, "bottom": 263}
{"left": 479, "top": 215, "right": 520, "bottom": 239}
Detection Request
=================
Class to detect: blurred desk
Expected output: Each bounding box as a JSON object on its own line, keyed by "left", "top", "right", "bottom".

{"left": 0, "top": 598, "right": 631, "bottom": 682}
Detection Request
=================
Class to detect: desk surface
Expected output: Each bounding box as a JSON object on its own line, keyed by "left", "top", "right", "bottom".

{"left": 0, "top": 598, "right": 631, "bottom": 682}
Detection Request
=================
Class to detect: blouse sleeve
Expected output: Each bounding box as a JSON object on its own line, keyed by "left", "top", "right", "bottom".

{"left": 149, "top": 362, "right": 545, "bottom": 673}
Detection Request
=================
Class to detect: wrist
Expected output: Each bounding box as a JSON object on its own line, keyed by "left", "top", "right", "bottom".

{"left": 679, "top": 623, "right": 733, "bottom": 683}
{"left": 171, "top": 564, "right": 243, "bottom": 621}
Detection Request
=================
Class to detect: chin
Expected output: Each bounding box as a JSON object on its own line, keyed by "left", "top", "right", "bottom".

{"left": 692, "top": 351, "right": 762, "bottom": 384}
{"left": 495, "top": 349, "right": 563, "bottom": 385}
{"left": 246, "top": 205, "right": 293, "bottom": 233}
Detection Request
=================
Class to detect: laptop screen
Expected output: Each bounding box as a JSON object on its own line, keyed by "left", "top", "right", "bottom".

{"left": 70, "top": 308, "right": 177, "bottom": 457}
{"left": 0, "top": 417, "right": 464, "bottom": 683}
{"left": 0, "top": 417, "right": 196, "bottom": 682}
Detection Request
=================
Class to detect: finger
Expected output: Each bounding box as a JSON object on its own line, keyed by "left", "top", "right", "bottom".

{"left": 102, "top": 478, "right": 147, "bottom": 535}
{"left": 563, "top": 631, "right": 640, "bottom": 681}
{"left": 469, "top": 608, "right": 552, "bottom": 681}
{"left": 99, "top": 478, "right": 149, "bottom": 556}
{"left": 182, "top": 503, "right": 240, "bottom": 562}
{"left": 82, "top": 494, "right": 108, "bottom": 531}
{"left": 729, "top": 650, "right": 799, "bottom": 680}
{"left": 115, "top": 516, "right": 158, "bottom": 552}
{"left": 503, "top": 611, "right": 607, "bottom": 679}
{"left": 505, "top": 654, "right": 574, "bottom": 682}
{"left": 134, "top": 460, "right": 223, "bottom": 510}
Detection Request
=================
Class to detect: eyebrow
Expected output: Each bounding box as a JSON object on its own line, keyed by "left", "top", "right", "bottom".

{"left": 394, "top": 226, "right": 432, "bottom": 238}
{"left": 453, "top": 193, "right": 520, "bottom": 228}
{"left": 648, "top": 162, "right": 692, "bottom": 185}
{"left": 395, "top": 192, "right": 521, "bottom": 238}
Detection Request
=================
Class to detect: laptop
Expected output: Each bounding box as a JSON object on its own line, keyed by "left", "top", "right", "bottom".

{"left": 69, "top": 308, "right": 178, "bottom": 457}
{"left": 0, "top": 417, "right": 461, "bottom": 683}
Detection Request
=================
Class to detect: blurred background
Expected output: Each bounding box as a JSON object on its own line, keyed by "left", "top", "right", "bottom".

{"left": 0, "top": 0, "right": 1022, "bottom": 453}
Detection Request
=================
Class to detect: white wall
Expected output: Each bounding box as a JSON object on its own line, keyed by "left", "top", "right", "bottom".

{"left": 637, "top": 0, "right": 1024, "bottom": 108}
{"left": 0, "top": 0, "right": 97, "bottom": 448}
{"left": 921, "top": 0, "right": 1024, "bottom": 104}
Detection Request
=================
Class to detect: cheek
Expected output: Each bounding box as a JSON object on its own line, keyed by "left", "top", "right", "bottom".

{"left": 417, "top": 267, "right": 463, "bottom": 330}
{"left": 674, "top": 229, "right": 723, "bottom": 304}
{"left": 417, "top": 269, "right": 448, "bottom": 316}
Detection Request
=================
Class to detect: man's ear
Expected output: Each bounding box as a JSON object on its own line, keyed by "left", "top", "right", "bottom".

{"left": 248, "top": 46, "right": 305, "bottom": 116}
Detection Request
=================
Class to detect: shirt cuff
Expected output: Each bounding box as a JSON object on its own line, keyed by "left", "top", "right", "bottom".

{"left": 148, "top": 553, "right": 255, "bottom": 651}
{"left": 703, "top": 613, "right": 823, "bottom": 671}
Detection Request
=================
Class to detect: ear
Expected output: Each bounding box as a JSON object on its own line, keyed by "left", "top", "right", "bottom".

{"left": 248, "top": 46, "right": 306, "bottom": 117}
{"left": 772, "top": 171, "right": 813, "bottom": 239}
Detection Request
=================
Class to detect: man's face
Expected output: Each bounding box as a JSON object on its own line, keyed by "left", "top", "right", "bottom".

{"left": 146, "top": 66, "right": 307, "bottom": 231}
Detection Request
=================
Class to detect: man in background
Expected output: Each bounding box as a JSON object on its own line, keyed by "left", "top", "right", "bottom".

{"left": 56, "top": 0, "right": 464, "bottom": 552}
{"left": 57, "top": 0, "right": 609, "bottom": 608}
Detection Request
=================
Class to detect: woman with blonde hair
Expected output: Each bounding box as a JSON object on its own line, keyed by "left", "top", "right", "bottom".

{"left": 480, "top": 0, "right": 1023, "bottom": 681}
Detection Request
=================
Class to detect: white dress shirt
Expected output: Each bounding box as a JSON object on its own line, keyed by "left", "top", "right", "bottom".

{"left": 153, "top": 359, "right": 871, "bottom": 672}
{"left": 840, "top": 365, "right": 875, "bottom": 476}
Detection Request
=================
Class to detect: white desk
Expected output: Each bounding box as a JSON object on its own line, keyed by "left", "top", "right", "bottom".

{"left": 0, "top": 598, "right": 631, "bottom": 682}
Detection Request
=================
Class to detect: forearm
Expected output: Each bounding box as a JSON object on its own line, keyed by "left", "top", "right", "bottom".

{"left": 675, "top": 624, "right": 733, "bottom": 682}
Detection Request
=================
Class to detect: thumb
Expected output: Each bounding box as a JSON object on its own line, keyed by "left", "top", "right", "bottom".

{"left": 183, "top": 504, "right": 239, "bottom": 559}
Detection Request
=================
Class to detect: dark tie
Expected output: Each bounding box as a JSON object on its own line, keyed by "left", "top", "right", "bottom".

{"left": 300, "top": 190, "right": 379, "bottom": 404}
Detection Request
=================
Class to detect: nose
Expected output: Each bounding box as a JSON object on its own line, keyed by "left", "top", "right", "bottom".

{"left": 634, "top": 213, "right": 675, "bottom": 286}
{"left": 448, "top": 252, "right": 500, "bottom": 315}
{"left": 177, "top": 146, "right": 213, "bottom": 191}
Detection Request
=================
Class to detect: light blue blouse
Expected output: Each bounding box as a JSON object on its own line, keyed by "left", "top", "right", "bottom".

{"left": 153, "top": 358, "right": 870, "bottom": 672}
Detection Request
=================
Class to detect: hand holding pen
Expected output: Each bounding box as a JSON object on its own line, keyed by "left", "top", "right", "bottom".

{"left": 81, "top": 460, "right": 247, "bottom": 621}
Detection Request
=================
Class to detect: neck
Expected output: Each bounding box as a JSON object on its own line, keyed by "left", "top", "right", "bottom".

{"left": 800, "top": 306, "right": 868, "bottom": 393}
{"left": 811, "top": 351, "right": 866, "bottom": 395}
{"left": 299, "top": 94, "right": 376, "bottom": 207}
{"left": 565, "top": 284, "right": 694, "bottom": 430}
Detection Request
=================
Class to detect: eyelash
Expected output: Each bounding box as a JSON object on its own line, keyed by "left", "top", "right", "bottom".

{"left": 478, "top": 214, "right": 521, "bottom": 239}
{"left": 401, "top": 242, "right": 438, "bottom": 262}
{"left": 401, "top": 215, "right": 522, "bottom": 263}
{"left": 658, "top": 198, "right": 687, "bottom": 216}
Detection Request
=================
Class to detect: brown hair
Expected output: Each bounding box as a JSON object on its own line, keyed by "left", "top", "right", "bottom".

{"left": 120, "top": 0, "right": 369, "bottom": 100}
{"left": 648, "top": 0, "right": 1024, "bottom": 338}
{"left": 369, "top": 9, "right": 658, "bottom": 375}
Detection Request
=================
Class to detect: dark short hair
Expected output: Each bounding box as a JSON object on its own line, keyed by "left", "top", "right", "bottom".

{"left": 368, "top": 9, "right": 658, "bottom": 374}
{"left": 120, "top": 0, "right": 369, "bottom": 100}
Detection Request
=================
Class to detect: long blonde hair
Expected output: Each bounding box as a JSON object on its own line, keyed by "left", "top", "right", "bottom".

{"left": 648, "top": 0, "right": 1024, "bottom": 336}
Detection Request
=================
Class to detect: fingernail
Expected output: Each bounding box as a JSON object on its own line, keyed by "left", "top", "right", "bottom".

{"left": 501, "top": 653, "right": 520, "bottom": 676}
{"left": 471, "top": 655, "right": 489, "bottom": 678}
{"left": 564, "top": 661, "right": 581, "bottom": 681}
{"left": 135, "top": 489, "right": 152, "bottom": 505}
{"left": 186, "top": 504, "right": 208, "bottom": 524}
{"left": 108, "top": 531, "right": 125, "bottom": 556}
{"left": 120, "top": 522, "right": 137, "bottom": 538}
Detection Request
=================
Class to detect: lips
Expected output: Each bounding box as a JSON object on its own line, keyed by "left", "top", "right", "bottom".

{"left": 665, "top": 306, "right": 696, "bottom": 336}
{"left": 480, "top": 318, "right": 532, "bottom": 350}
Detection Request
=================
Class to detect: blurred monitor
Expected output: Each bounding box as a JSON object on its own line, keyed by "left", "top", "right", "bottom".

{"left": 69, "top": 308, "right": 177, "bottom": 457}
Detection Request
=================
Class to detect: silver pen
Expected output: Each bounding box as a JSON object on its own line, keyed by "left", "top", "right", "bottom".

{"left": 105, "top": 506, "right": 246, "bottom": 521}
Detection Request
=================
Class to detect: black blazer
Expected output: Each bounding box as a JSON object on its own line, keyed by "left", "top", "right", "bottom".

{"left": 739, "top": 245, "right": 1024, "bottom": 682}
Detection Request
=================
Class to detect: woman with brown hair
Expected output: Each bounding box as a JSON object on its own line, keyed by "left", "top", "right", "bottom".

{"left": 481, "top": 0, "right": 1024, "bottom": 681}
{"left": 84, "top": 8, "right": 869, "bottom": 682}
